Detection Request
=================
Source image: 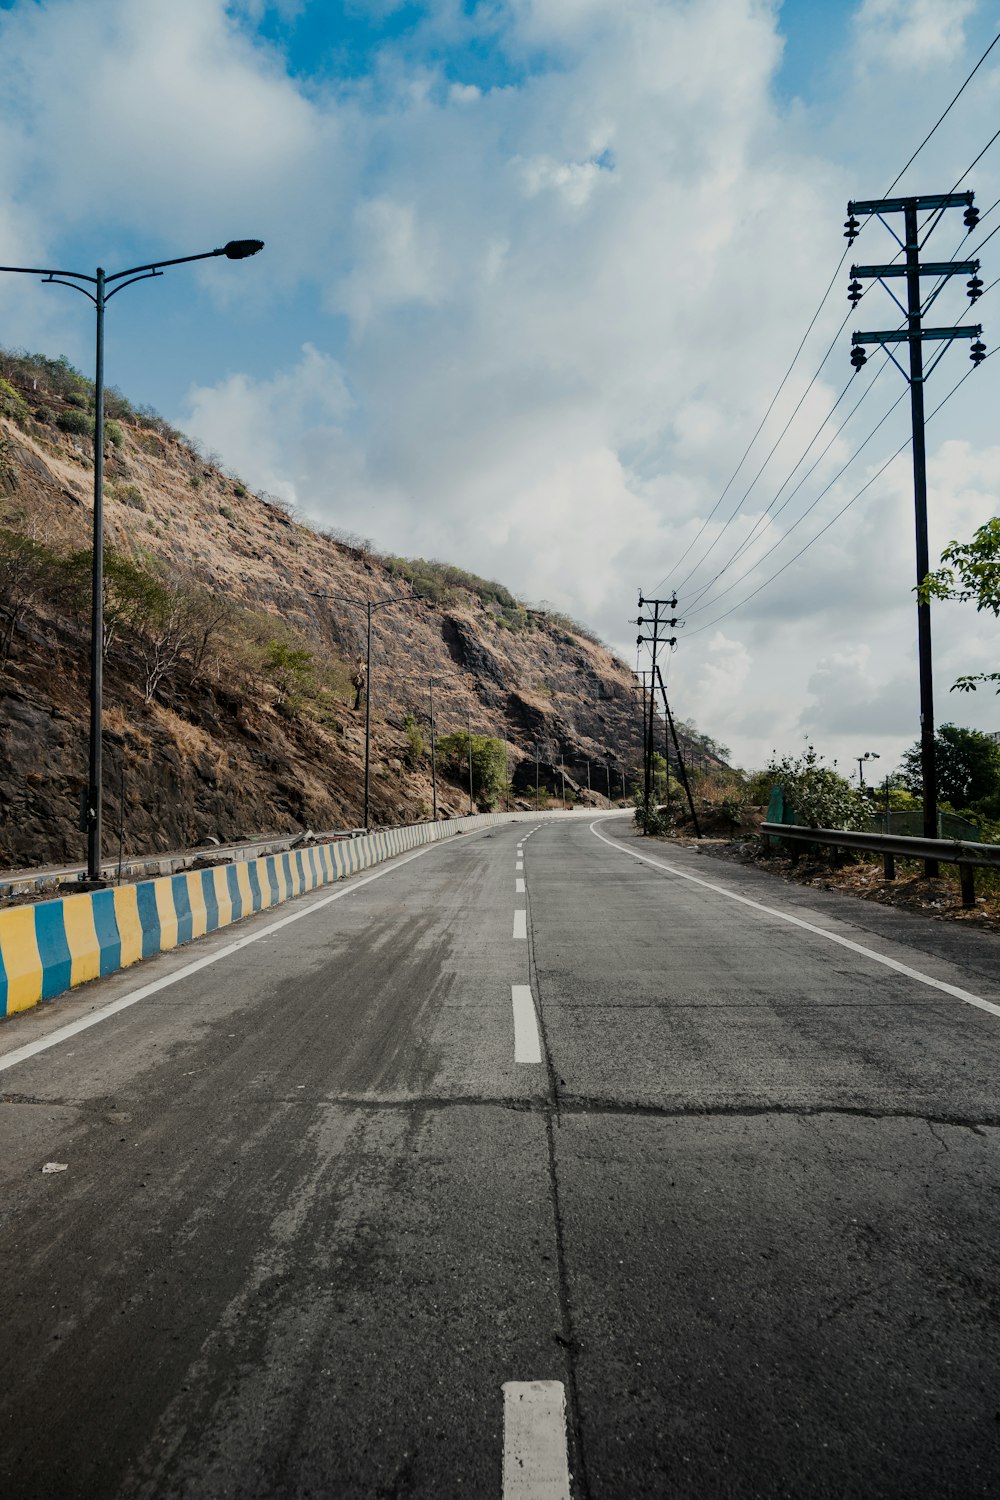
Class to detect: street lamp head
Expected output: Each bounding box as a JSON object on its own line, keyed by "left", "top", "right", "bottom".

{"left": 222, "top": 239, "right": 265, "bottom": 260}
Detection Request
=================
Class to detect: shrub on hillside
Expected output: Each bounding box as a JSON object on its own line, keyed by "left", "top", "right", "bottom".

{"left": 57, "top": 408, "right": 92, "bottom": 436}
{"left": 0, "top": 378, "right": 30, "bottom": 428}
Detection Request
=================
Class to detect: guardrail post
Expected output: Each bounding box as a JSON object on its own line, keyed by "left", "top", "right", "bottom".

{"left": 883, "top": 851, "right": 895, "bottom": 881}
{"left": 959, "top": 863, "right": 976, "bottom": 909}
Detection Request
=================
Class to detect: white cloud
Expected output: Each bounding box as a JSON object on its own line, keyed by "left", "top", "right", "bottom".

{"left": 854, "top": 0, "right": 978, "bottom": 71}
{"left": 3, "top": 0, "right": 1000, "bottom": 776}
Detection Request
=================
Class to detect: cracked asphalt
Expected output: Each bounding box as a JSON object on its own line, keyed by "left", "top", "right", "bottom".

{"left": 2, "top": 813, "right": 1000, "bottom": 1498}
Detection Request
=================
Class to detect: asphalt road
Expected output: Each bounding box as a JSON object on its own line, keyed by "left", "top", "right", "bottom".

{"left": 3, "top": 814, "right": 1000, "bottom": 1498}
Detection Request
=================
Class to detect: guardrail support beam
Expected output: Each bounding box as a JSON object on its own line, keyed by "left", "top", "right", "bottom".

{"left": 960, "top": 864, "right": 976, "bottom": 908}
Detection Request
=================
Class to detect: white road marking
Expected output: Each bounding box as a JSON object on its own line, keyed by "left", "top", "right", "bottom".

{"left": 513, "top": 909, "right": 527, "bottom": 940}
{"left": 502, "top": 1381, "right": 571, "bottom": 1499}
{"left": 511, "top": 985, "right": 542, "bottom": 1064}
{"left": 0, "top": 840, "right": 454, "bottom": 1075}
{"left": 589, "top": 820, "right": 1000, "bottom": 1020}
{"left": 516, "top": 877, "right": 526, "bottom": 893}
{"left": 516, "top": 860, "right": 524, "bottom": 871}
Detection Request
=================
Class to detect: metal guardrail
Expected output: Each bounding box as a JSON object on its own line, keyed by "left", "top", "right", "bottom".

{"left": 761, "top": 821, "right": 1000, "bottom": 908}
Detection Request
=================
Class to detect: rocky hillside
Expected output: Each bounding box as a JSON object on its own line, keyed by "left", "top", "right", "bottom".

{"left": 0, "top": 349, "right": 725, "bottom": 869}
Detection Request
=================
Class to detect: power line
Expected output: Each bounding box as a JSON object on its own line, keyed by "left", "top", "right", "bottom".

{"left": 683, "top": 350, "right": 994, "bottom": 640}
{"left": 883, "top": 30, "right": 1000, "bottom": 198}
{"left": 681, "top": 359, "right": 889, "bottom": 610}
{"left": 684, "top": 383, "right": 909, "bottom": 621}
{"left": 678, "top": 136, "right": 1000, "bottom": 608}
{"left": 650, "top": 36, "right": 1000, "bottom": 601}
{"left": 661, "top": 249, "right": 852, "bottom": 590}
{"left": 672, "top": 303, "right": 856, "bottom": 596}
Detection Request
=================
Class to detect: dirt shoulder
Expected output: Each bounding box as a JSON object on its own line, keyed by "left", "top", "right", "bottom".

{"left": 660, "top": 826, "right": 1000, "bottom": 936}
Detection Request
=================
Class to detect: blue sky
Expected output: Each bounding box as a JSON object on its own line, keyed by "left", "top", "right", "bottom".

{"left": 1, "top": 0, "right": 999, "bottom": 770}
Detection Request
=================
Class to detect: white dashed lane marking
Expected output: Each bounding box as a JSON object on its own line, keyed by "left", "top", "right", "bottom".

{"left": 511, "top": 985, "right": 542, "bottom": 1064}
{"left": 513, "top": 910, "right": 527, "bottom": 941}
{"left": 502, "top": 1381, "right": 571, "bottom": 1498}
{"left": 516, "top": 878, "right": 526, "bottom": 894}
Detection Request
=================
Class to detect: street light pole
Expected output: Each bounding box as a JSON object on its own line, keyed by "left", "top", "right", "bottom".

{"left": 0, "top": 238, "right": 264, "bottom": 880}
{"left": 429, "top": 679, "right": 438, "bottom": 821}
{"left": 855, "top": 750, "right": 880, "bottom": 789}
{"left": 311, "top": 587, "right": 422, "bottom": 831}
{"left": 468, "top": 709, "right": 474, "bottom": 813}
{"left": 89, "top": 267, "right": 106, "bottom": 882}
{"left": 535, "top": 743, "right": 540, "bottom": 811}
{"left": 364, "top": 601, "right": 373, "bottom": 829}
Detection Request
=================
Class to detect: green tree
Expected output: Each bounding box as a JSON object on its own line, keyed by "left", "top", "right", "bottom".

{"left": 0, "top": 528, "right": 63, "bottom": 668}
{"left": 263, "top": 641, "right": 316, "bottom": 715}
{"left": 401, "top": 712, "right": 426, "bottom": 761}
{"left": 899, "top": 723, "right": 1000, "bottom": 809}
{"left": 437, "top": 730, "right": 509, "bottom": 810}
{"left": 921, "top": 518, "right": 1000, "bottom": 692}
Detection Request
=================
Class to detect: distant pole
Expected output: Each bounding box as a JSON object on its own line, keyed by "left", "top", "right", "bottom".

{"left": 535, "top": 743, "right": 540, "bottom": 810}
{"left": 586, "top": 760, "right": 591, "bottom": 797}
{"left": 309, "top": 586, "right": 422, "bottom": 833}
{"left": 606, "top": 759, "right": 612, "bottom": 807}
{"left": 505, "top": 732, "right": 509, "bottom": 812}
{"left": 363, "top": 601, "right": 372, "bottom": 831}
{"left": 429, "top": 679, "right": 438, "bottom": 820}
{"left": 468, "top": 709, "right": 474, "bottom": 813}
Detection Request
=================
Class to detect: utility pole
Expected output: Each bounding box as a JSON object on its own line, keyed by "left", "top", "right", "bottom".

{"left": 535, "top": 743, "right": 540, "bottom": 811}
{"left": 636, "top": 594, "right": 677, "bottom": 833}
{"left": 846, "top": 189, "right": 985, "bottom": 873}
{"left": 606, "top": 758, "right": 613, "bottom": 808}
{"left": 429, "top": 679, "right": 438, "bottom": 820}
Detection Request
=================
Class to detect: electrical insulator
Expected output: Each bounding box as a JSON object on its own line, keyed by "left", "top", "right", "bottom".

{"left": 964, "top": 204, "right": 980, "bottom": 231}
{"left": 843, "top": 214, "right": 860, "bottom": 243}
{"left": 636, "top": 634, "right": 643, "bottom": 648}
{"left": 970, "top": 339, "right": 987, "bottom": 366}
{"left": 967, "top": 276, "right": 984, "bottom": 302}
{"left": 848, "top": 278, "right": 862, "bottom": 306}
{"left": 850, "top": 345, "right": 867, "bottom": 370}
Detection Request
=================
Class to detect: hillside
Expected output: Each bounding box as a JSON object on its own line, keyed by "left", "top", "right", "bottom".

{"left": 0, "top": 349, "right": 724, "bottom": 868}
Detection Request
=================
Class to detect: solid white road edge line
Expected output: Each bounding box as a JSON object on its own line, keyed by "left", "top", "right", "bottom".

{"left": 516, "top": 878, "right": 526, "bottom": 894}
{"left": 502, "top": 1380, "right": 571, "bottom": 1499}
{"left": 511, "top": 985, "right": 542, "bottom": 1065}
{"left": 0, "top": 840, "right": 452, "bottom": 1075}
{"left": 589, "top": 820, "right": 1000, "bottom": 1020}
{"left": 513, "top": 909, "right": 527, "bottom": 941}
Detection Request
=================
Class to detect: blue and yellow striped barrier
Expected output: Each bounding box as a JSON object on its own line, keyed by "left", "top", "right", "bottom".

{"left": 0, "top": 811, "right": 538, "bottom": 1019}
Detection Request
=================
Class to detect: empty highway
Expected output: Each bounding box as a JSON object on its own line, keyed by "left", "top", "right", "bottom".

{"left": 2, "top": 814, "right": 1000, "bottom": 1499}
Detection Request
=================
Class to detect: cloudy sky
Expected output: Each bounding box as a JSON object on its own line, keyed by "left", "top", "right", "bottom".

{"left": 1, "top": 0, "right": 999, "bottom": 775}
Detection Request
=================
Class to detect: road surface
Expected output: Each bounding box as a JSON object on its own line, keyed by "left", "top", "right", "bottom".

{"left": 2, "top": 814, "right": 1000, "bottom": 1498}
